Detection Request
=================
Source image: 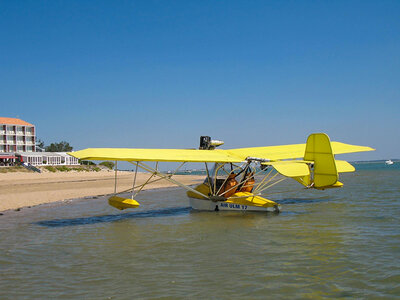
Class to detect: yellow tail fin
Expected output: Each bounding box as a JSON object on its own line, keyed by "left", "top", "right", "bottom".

{"left": 304, "top": 133, "right": 338, "bottom": 188}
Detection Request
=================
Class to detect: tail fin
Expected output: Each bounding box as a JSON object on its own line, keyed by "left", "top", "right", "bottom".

{"left": 304, "top": 133, "right": 339, "bottom": 188}
{"left": 290, "top": 133, "right": 358, "bottom": 189}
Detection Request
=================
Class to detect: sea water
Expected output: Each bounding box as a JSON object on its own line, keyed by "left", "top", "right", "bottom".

{"left": 0, "top": 162, "right": 399, "bottom": 299}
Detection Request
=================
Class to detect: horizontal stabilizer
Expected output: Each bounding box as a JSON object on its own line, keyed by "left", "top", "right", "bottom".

{"left": 263, "top": 161, "right": 310, "bottom": 177}
{"left": 335, "top": 160, "right": 355, "bottom": 173}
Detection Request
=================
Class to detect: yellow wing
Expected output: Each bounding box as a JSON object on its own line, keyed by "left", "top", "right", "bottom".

{"left": 226, "top": 141, "right": 374, "bottom": 161}
{"left": 69, "top": 133, "right": 374, "bottom": 163}
{"left": 69, "top": 148, "right": 244, "bottom": 163}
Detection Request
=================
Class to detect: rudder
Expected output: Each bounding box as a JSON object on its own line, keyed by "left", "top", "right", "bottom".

{"left": 304, "top": 133, "right": 338, "bottom": 188}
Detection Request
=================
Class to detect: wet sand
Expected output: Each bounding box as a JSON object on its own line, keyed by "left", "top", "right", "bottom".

{"left": 0, "top": 171, "right": 204, "bottom": 212}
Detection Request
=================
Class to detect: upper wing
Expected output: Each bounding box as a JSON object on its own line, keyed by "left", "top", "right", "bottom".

{"left": 68, "top": 148, "right": 244, "bottom": 163}
{"left": 226, "top": 144, "right": 306, "bottom": 161}
{"left": 226, "top": 142, "right": 375, "bottom": 161}
{"left": 69, "top": 135, "right": 375, "bottom": 163}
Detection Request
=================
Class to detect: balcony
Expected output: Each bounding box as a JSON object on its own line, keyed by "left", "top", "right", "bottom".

{"left": 7, "top": 141, "right": 15, "bottom": 145}
{"left": 16, "top": 131, "right": 24, "bottom": 135}
{"left": 7, "top": 131, "right": 15, "bottom": 135}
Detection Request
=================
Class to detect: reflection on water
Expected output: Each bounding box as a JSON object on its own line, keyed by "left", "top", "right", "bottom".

{"left": 1, "top": 166, "right": 400, "bottom": 299}
{"left": 276, "top": 196, "right": 331, "bottom": 204}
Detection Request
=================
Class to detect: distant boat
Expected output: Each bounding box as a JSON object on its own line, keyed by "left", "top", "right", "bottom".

{"left": 385, "top": 160, "right": 394, "bottom": 165}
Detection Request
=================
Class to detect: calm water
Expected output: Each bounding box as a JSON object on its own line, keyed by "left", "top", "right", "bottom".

{"left": 1, "top": 163, "right": 399, "bottom": 299}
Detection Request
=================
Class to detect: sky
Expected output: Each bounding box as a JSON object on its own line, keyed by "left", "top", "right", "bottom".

{"left": 1, "top": 0, "right": 399, "bottom": 161}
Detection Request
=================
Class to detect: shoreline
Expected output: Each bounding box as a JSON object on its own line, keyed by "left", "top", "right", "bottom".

{"left": 1, "top": 184, "right": 192, "bottom": 216}
{"left": 0, "top": 171, "right": 204, "bottom": 213}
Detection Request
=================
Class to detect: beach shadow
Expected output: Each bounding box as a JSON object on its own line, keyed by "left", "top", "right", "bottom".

{"left": 36, "top": 207, "right": 191, "bottom": 227}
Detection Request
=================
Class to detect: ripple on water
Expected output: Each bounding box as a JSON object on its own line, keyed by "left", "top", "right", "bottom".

{"left": 0, "top": 167, "right": 399, "bottom": 299}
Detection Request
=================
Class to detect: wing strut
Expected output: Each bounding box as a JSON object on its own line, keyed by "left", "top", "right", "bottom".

{"left": 114, "top": 160, "right": 118, "bottom": 194}
{"left": 128, "top": 161, "right": 211, "bottom": 200}
{"left": 131, "top": 162, "right": 139, "bottom": 198}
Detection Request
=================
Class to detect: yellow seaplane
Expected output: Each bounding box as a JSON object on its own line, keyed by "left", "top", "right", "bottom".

{"left": 69, "top": 133, "right": 374, "bottom": 213}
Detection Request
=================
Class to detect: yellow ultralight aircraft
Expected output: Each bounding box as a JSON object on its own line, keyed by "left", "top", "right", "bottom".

{"left": 69, "top": 133, "right": 374, "bottom": 213}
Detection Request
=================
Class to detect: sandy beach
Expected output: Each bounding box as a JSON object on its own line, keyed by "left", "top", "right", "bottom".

{"left": 0, "top": 171, "right": 204, "bottom": 212}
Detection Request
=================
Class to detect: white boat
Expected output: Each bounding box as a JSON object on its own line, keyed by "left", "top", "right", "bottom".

{"left": 385, "top": 160, "right": 394, "bottom": 165}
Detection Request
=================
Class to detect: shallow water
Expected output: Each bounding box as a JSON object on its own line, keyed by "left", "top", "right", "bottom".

{"left": 1, "top": 163, "right": 399, "bottom": 299}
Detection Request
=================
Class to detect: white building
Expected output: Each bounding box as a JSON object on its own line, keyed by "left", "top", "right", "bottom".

{"left": 0, "top": 117, "right": 36, "bottom": 152}
{"left": 18, "top": 152, "right": 80, "bottom": 166}
{"left": 0, "top": 117, "right": 79, "bottom": 166}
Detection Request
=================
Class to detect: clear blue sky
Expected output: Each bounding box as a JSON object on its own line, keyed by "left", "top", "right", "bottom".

{"left": 1, "top": 0, "right": 399, "bottom": 160}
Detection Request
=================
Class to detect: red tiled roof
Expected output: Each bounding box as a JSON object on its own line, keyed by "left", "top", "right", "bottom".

{"left": 0, "top": 117, "right": 34, "bottom": 126}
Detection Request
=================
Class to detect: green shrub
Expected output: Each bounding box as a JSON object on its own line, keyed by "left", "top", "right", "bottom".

{"left": 56, "top": 166, "right": 70, "bottom": 172}
{"left": 99, "top": 161, "right": 115, "bottom": 169}
{"left": 45, "top": 166, "right": 57, "bottom": 172}
{"left": 0, "top": 166, "right": 30, "bottom": 173}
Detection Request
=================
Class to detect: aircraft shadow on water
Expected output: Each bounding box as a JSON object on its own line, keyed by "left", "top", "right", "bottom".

{"left": 36, "top": 207, "right": 191, "bottom": 227}
{"left": 35, "top": 197, "right": 326, "bottom": 228}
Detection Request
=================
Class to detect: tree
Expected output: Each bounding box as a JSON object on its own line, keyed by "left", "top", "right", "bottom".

{"left": 80, "top": 160, "right": 96, "bottom": 166}
{"left": 45, "top": 141, "right": 73, "bottom": 152}
{"left": 99, "top": 161, "right": 115, "bottom": 169}
{"left": 36, "top": 138, "right": 45, "bottom": 149}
